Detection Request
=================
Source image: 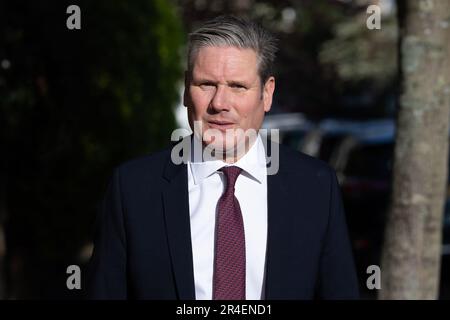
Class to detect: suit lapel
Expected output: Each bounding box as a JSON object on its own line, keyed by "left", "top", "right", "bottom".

{"left": 162, "top": 151, "right": 196, "bottom": 300}
{"left": 264, "top": 167, "right": 297, "bottom": 299}
{"left": 262, "top": 138, "right": 310, "bottom": 299}
{"left": 263, "top": 145, "right": 322, "bottom": 299}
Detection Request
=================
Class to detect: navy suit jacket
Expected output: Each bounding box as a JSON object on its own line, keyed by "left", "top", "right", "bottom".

{"left": 87, "top": 138, "right": 359, "bottom": 299}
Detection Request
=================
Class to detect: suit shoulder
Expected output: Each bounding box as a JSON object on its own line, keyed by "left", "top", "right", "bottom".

{"left": 114, "top": 146, "right": 172, "bottom": 181}
{"left": 278, "top": 143, "right": 334, "bottom": 178}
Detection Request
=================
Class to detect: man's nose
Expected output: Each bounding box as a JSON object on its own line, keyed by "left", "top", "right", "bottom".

{"left": 210, "top": 85, "right": 230, "bottom": 112}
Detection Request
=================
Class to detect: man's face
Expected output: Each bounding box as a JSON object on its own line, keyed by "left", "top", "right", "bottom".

{"left": 184, "top": 46, "right": 275, "bottom": 161}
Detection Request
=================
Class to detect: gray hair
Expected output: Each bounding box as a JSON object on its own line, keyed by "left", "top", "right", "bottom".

{"left": 187, "top": 15, "right": 278, "bottom": 85}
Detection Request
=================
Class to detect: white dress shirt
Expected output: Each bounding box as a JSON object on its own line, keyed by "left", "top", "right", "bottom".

{"left": 187, "top": 134, "right": 268, "bottom": 300}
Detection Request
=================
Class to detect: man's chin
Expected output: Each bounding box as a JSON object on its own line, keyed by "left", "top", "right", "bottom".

{"left": 203, "top": 139, "right": 234, "bottom": 153}
{"left": 202, "top": 137, "right": 249, "bottom": 161}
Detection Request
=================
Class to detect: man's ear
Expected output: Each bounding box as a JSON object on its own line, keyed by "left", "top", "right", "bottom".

{"left": 263, "top": 76, "right": 275, "bottom": 113}
{"left": 183, "top": 71, "right": 190, "bottom": 107}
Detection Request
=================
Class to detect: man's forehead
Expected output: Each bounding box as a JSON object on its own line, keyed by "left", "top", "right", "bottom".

{"left": 192, "top": 46, "right": 259, "bottom": 80}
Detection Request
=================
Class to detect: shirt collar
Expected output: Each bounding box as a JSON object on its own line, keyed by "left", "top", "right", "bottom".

{"left": 188, "top": 134, "right": 267, "bottom": 185}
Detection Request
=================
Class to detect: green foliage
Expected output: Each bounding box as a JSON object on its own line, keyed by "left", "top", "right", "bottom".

{"left": 0, "top": 0, "right": 183, "bottom": 262}
{"left": 319, "top": 1, "right": 398, "bottom": 88}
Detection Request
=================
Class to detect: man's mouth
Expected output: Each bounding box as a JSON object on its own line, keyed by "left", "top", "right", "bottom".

{"left": 207, "top": 120, "right": 235, "bottom": 130}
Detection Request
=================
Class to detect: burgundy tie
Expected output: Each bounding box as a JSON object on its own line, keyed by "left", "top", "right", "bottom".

{"left": 213, "top": 166, "right": 246, "bottom": 300}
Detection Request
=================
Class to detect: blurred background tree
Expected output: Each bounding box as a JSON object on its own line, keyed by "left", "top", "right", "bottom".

{"left": 0, "top": 0, "right": 183, "bottom": 298}
{"left": 319, "top": 0, "right": 398, "bottom": 116}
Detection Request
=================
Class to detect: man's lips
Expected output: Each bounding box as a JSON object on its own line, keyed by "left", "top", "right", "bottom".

{"left": 207, "top": 120, "right": 235, "bottom": 130}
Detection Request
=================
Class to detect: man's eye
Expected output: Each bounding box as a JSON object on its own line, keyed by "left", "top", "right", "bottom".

{"left": 231, "top": 84, "right": 246, "bottom": 90}
{"left": 200, "top": 83, "right": 215, "bottom": 88}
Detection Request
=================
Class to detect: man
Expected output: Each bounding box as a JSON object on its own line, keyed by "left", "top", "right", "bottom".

{"left": 87, "top": 15, "right": 359, "bottom": 300}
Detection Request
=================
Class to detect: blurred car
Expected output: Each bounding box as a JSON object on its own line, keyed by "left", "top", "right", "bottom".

{"left": 263, "top": 113, "right": 450, "bottom": 298}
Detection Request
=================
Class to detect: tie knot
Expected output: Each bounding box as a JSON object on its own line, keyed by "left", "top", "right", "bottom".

{"left": 219, "top": 166, "right": 242, "bottom": 192}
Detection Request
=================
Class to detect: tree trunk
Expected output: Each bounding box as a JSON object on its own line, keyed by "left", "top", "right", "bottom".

{"left": 380, "top": 0, "right": 450, "bottom": 299}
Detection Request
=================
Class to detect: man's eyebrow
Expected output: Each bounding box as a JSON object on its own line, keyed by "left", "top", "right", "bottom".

{"left": 192, "top": 77, "right": 216, "bottom": 84}
{"left": 227, "top": 80, "right": 248, "bottom": 87}
{"left": 191, "top": 77, "right": 251, "bottom": 87}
